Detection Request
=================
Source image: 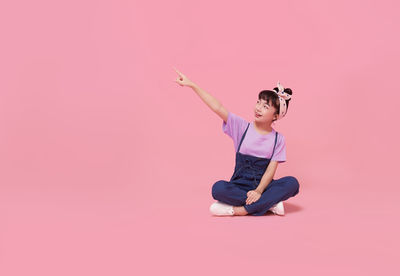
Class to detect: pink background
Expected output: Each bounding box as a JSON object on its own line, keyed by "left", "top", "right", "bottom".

{"left": 1, "top": 0, "right": 399, "bottom": 275}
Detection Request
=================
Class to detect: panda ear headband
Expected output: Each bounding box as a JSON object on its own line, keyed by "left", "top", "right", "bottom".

{"left": 273, "top": 81, "right": 291, "bottom": 120}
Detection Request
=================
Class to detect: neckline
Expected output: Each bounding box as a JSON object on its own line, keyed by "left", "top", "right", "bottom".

{"left": 251, "top": 122, "right": 275, "bottom": 136}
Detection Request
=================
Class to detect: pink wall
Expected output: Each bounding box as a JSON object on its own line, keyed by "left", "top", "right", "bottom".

{"left": 0, "top": 0, "right": 399, "bottom": 275}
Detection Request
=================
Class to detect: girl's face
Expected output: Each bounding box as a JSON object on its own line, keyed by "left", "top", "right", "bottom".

{"left": 254, "top": 98, "right": 278, "bottom": 123}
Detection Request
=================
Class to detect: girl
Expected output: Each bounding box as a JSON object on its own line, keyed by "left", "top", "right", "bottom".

{"left": 174, "top": 68, "right": 300, "bottom": 216}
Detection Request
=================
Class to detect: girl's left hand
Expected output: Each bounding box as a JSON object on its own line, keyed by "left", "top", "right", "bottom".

{"left": 246, "top": 190, "right": 261, "bottom": 205}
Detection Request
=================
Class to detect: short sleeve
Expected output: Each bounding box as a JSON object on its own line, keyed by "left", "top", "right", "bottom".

{"left": 222, "top": 112, "right": 248, "bottom": 151}
{"left": 271, "top": 134, "right": 286, "bottom": 163}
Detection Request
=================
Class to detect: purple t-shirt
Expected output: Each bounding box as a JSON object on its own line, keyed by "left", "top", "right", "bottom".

{"left": 222, "top": 112, "right": 286, "bottom": 163}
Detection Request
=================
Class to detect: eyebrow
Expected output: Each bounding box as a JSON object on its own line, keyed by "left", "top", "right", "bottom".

{"left": 258, "top": 100, "right": 270, "bottom": 107}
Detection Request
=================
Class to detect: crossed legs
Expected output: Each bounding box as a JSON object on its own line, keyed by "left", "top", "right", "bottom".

{"left": 211, "top": 176, "right": 300, "bottom": 216}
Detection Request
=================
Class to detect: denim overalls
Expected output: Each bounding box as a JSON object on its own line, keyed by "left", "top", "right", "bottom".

{"left": 212, "top": 123, "right": 300, "bottom": 216}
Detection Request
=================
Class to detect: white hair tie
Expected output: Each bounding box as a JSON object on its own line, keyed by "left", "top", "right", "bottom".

{"left": 274, "top": 81, "right": 291, "bottom": 120}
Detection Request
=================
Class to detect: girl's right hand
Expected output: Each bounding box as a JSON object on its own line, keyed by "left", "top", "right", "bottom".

{"left": 173, "top": 67, "right": 195, "bottom": 88}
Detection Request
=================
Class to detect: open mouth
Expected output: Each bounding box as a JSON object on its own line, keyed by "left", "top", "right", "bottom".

{"left": 255, "top": 113, "right": 261, "bottom": 118}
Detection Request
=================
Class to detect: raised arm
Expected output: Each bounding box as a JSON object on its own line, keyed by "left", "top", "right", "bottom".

{"left": 190, "top": 83, "right": 229, "bottom": 123}
{"left": 174, "top": 67, "right": 229, "bottom": 123}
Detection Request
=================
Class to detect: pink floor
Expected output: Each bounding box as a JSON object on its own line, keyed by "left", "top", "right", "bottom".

{"left": 1, "top": 151, "right": 398, "bottom": 275}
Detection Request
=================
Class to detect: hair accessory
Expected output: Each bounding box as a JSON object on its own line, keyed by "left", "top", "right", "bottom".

{"left": 274, "top": 81, "right": 291, "bottom": 120}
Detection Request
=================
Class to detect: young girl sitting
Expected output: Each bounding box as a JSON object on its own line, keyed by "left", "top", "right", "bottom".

{"left": 174, "top": 68, "right": 300, "bottom": 216}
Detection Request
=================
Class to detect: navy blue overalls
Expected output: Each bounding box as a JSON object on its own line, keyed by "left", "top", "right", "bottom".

{"left": 212, "top": 123, "right": 300, "bottom": 216}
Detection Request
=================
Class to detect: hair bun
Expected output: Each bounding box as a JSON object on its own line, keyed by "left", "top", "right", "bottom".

{"left": 284, "top": 88, "right": 292, "bottom": 102}
{"left": 273, "top": 87, "right": 293, "bottom": 102}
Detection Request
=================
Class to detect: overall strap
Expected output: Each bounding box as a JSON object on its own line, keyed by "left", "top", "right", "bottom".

{"left": 237, "top": 123, "right": 250, "bottom": 153}
{"left": 270, "top": 132, "right": 278, "bottom": 159}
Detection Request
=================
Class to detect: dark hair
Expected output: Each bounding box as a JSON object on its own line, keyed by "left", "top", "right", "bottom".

{"left": 258, "top": 87, "right": 293, "bottom": 122}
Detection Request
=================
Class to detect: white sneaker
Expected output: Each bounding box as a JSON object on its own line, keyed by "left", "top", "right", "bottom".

{"left": 269, "top": 201, "right": 285, "bottom": 216}
{"left": 209, "top": 201, "right": 234, "bottom": 216}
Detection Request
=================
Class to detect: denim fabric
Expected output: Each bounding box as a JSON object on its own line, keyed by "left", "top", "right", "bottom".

{"left": 212, "top": 123, "right": 299, "bottom": 216}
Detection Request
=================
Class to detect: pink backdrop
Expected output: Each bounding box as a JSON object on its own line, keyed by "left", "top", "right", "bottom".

{"left": 1, "top": 0, "right": 399, "bottom": 275}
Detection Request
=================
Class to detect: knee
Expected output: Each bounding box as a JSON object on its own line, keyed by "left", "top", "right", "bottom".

{"left": 211, "top": 180, "right": 226, "bottom": 200}
{"left": 286, "top": 176, "right": 300, "bottom": 195}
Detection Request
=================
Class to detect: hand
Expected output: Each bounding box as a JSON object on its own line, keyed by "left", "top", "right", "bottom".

{"left": 246, "top": 190, "right": 261, "bottom": 205}
{"left": 173, "top": 67, "right": 195, "bottom": 87}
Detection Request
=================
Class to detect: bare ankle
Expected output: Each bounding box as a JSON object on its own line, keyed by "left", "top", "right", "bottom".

{"left": 233, "top": 206, "right": 248, "bottom": 216}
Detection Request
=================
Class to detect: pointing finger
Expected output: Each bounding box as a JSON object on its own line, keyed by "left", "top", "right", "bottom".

{"left": 173, "top": 67, "right": 182, "bottom": 76}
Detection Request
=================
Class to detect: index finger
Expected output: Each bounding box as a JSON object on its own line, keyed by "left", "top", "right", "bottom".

{"left": 173, "top": 67, "right": 182, "bottom": 76}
